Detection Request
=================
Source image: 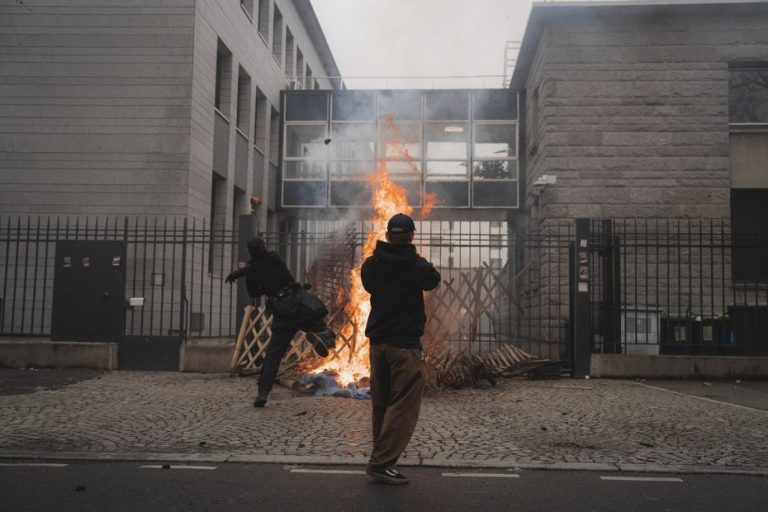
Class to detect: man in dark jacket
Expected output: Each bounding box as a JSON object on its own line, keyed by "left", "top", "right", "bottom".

{"left": 361, "top": 213, "right": 441, "bottom": 485}
{"left": 226, "top": 235, "right": 334, "bottom": 408}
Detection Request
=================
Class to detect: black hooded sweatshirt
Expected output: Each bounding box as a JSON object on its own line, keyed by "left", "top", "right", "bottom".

{"left": 237, "top": 250, "right": 295, "bottom": 299}
{"left": 361, "top": 241, "right": 441, "bottom": 348}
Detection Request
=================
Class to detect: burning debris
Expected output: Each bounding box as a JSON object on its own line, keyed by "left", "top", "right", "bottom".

{"left": 231, "top": 113, "right": 548, "bottom": 396}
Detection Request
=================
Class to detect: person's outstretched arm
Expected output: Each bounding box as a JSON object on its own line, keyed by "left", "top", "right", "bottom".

{"left": 225, "top": 266, "right": 248, "bottom": 284}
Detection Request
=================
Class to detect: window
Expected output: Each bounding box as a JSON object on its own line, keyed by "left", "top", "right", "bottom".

{"left": 731, "top": 189, "right": 768, "bottom": 282}
{"left": 253, "top": 88, "right": 267, "bottom": 151}
{"left": 425, "top": 122, "right": 468, "bottom": 180}
{"left": 240, "top": 0, "right": 254, "bottom": 20}
{"left": 305, "top": 65, "right": 313, "bottom": 90}
{"left": 729, "top": 67, "right": 768, "bottom": 123}
{"left": 214, "top": 40, "right": 232, "bottom": 117}
{"left": 729, "top": 65, "right": 768, "bottom": 282}
{"left": 296, "top": 48, "right": 305, "bottom": 90}
{"left": 272, "top": 6, "right": 283, "bottom": 64}
{"left": 236, "top": 67, "right": 251, "bottom": 134}
{"left": 285, "top": 29, "right": 295, "bottom": 82}
{"left": 314, "top": 79, "right": 320, "bottom": 90}
{"left": 472, "top": 123, "right": 517, "bottom": 180}
{"left": 280, "top": 90, "right": 519, "bottom": 209}
{"left": 269, "top": 106, "right": 279, "bottom": 164}
{"left": 257, "top": 0, "right": 270, "bottom": 41}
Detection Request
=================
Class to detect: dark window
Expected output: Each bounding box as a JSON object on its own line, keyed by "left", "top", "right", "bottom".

{"left": 257, "top": 0, "right": 270, "bottom": 40}
{"left": 214, "top": 40, "right": 232, "bottom": 116}
{"left": 285, "top": 92, "right": 328, "bottom": 121}
{"left": 272, "top": 6, "right": 283, "bottom": 64}
{"left": 240, "top": 0, "right": 254, "bottom": 20}
{"left": 269, "top": 107, "right": 280, "bottom": 164}
{"left": 236, "top": 67, "right": 251, "bottom": 133}
{"left": 729, "top": 67, "right": 768, "bottom": 123}
{"left": 254, "top": 88, "right": 267, "bottom": 150}
{"left": 379, "top": 90, "right": 422, "bottom": 120}
{"left": 426, "top": 91, "right": 469, "bottom": 120}
{"left": 731, "top": 189, "right": 768, "bottom": 282}
{"left": 332, "top": 91, "right": 375, "bottom": 120}
{"left": 296, "top": 49, "right": 305, "bottom": 89}
{"left": 285, "top": 29, "right": 295, "bottom": 79}
{"left": 473, "top": 90, "right": 517, "bottom": 120}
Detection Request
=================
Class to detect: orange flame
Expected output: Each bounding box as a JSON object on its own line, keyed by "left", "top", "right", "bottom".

{"left": 312, "top": 117, "right": 434, "bottom": 386}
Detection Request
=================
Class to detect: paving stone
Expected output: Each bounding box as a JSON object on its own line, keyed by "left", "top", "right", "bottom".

{"left": 0, "top": 372, "right": 766, "bottom": 470}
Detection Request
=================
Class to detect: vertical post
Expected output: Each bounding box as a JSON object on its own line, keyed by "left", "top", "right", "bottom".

{"left": 572, "top": 218, "right": 591, "bottom": 378}
{"left": 179, "top": 217, "right": 188, "bottom": 339}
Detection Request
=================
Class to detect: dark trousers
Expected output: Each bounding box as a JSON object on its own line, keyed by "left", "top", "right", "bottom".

{"left": 367, "top": 344, "right": 426, "bottom": 471}
{"left": 258, "top": 316, "right": 327, "bottom": 397}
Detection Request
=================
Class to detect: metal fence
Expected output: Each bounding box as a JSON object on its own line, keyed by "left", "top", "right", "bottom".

{"left": 588, "top": 218, "right": 768, "bottom": 357}
{"left": 0, "top": 216, "right": 240, "bottom": 339}
{"left": 0, "top": 217, "right": 530, "bottom": 356}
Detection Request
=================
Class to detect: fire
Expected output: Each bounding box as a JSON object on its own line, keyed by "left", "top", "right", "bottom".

{"left": 311, "top": 117, "right": 435, "bottom": 386}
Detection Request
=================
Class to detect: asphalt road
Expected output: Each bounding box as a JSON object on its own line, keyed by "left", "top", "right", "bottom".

{"left": 2, "top": 461, "right": 767, "bottom": 512}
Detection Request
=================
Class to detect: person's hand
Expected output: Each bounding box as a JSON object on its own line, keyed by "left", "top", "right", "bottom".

{"left": 225, "top": 271, "right": 238, "bottom": 284}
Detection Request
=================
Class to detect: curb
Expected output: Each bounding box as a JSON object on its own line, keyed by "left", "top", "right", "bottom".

{"left": 1, "top": 451, "right": 767, "bottom": 477}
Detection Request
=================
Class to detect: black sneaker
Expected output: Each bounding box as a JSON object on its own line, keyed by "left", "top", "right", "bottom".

{"left": 366, "top": 467, "right": 409, "bottom": 485}
{"left": 253, "top": 395, "right": 267, "bottom": 408}
{"left": 307, "top": 331, "right": 333, "bottom": 357}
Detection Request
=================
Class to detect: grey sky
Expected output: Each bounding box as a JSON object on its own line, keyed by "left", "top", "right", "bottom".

{"left": 309, "top": 0, "right": 540, "bottom": 89}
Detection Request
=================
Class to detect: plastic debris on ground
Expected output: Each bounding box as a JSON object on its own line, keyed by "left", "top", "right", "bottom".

{"left": 294, "top": 371, "right": 371, "bottom": 400}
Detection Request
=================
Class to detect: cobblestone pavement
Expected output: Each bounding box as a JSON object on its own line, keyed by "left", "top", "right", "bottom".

{"left": 1, "top": 371, "right": 767, "bottom": 472}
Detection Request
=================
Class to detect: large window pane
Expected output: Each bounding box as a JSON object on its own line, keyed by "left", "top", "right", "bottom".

{"left": 284, "top": 160, "right": 326, "bottom": 180}
{"left": 426, "top": 123, "right": 468, "bottom": 159}
{"left": 426, "top": 161, "right": 468, "bottom": 180}
{"left": 472, "top": 160, "right": 517, "bottom": 180}
{"left": 379, "top": 122, "right": 421, "bottom": 159}
{"left": 285, "top": 93, "right": 328, "bottom": 121}
{"left": 426, "top": 90, "right": 469, "bottom": 120}
{"left": 473, "top": 181, "right": 518, "bottom": 207}
{"left": 285, "top": 124, "right": 326, "bottom": 158}
{"left": 379, "top": 90, "right": 422, "bottom": 121}
{"left": 474, "top": 123, "right": 516, "bottom": 158}
{"left": 473, "top": 90, "right": 517, "bottom": 120}
{"left": 283, "top": 181, "right": 327, "bottom": 207}
{"left": 330, "top": 181, "right": 371, "bottom": 206}
{"left": 332, "top": 91, "right": 375, "bottom": 120}
{"left": 331, "top": 123, "right": 375, "bottom": 160}
{"left": 730, "top": 68, "right": 768, "bottom": 123}
{"left": 382, "top": 160, "right": 421, "bottom": 178}
{"left": 331, "top": 160, "right": 376, "bottom": 179}
{"left": 425, "top": 182, "right": 469, "bottom": 207}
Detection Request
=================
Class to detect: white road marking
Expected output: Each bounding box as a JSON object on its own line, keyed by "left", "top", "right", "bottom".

{"left": 289, "top": 468, "right": 366, "bottom": 475}
{"left": 0, "top": 463, "right": 69, "bottom": 468}
{"left": 632, "top": 381, "right": 768, "bottom": 415}
{"left": 600, "top": 476, "right": 683, "bottom": 482}
{"left": 140, "top": 465, "right": 217, "bottom": 470}
{"left": 442, "top": 472, "right": 520, "bottom": 478}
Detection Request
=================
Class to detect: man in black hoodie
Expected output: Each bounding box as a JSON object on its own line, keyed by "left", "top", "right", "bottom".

{"left": 226, "top": 235, "right": 334, "bottom": 408}
{"left": 361, "top": 213, "right": 441, "bottom": 485}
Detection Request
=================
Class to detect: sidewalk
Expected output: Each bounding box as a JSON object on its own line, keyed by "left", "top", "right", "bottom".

{"left": 1, "top": 370, "right": 766, "bottom": 475}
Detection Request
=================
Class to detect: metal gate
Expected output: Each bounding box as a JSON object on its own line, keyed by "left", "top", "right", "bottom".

{"left": 51, "top": 240, "right": 126, "bottom": 342}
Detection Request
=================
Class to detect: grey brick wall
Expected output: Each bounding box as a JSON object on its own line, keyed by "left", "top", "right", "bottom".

{"left": 0, "top": 0, "right": 197, "bottom": 217}
{"left": 523, "top": 8, "right": 768, "bottom": 223}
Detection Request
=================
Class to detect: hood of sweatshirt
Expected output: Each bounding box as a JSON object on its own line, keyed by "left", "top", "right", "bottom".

{"left": 372, "top": 240, "right": 418, "bottom": 267}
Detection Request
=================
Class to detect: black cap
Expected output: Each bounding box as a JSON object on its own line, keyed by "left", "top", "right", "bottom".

{"left": 386, "top": 213, "right": 415, "bottom": 234}
{"left": 246, "top": 234, "right": 265, "bottom": 249}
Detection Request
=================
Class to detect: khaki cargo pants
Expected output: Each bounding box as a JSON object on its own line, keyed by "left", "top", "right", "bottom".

{"left": 367, "top": 344, "right": 426, "bottom": 471}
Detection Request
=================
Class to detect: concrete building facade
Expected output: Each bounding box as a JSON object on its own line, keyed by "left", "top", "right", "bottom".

{"left": 511, "top": 0, "right": 768, "bottom": 224}
{"left": 0, "top": 0, "right": 341, "bottom": 232}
